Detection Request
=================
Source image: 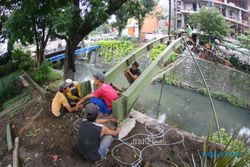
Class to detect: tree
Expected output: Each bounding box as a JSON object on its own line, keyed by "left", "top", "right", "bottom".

{"left": 133, "top": 0, "right": 157, "bottom": 41}
{"left": 112, "top": 1, "right": 136, "bottom": 37}
{"left": 52, "top": 0, "right": 128, "bottom": 79}
{"left": 113, "top": 0, "right": 157, "bottom": 40}
{"left": 189, "top": 7, "right": 230, "bottom": 43}
{"left": 0, "top": 0, "right": 20, "bottom": 43}
{"left": 237, "top": 29, "right": 250, "bottom": 49}
{"left": 4, "top": 0, "right": 60, "bottom": 65}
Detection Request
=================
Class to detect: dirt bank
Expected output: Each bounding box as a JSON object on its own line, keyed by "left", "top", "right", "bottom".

{"left": 0, "top": 89, "right": 218, "bottom": 167}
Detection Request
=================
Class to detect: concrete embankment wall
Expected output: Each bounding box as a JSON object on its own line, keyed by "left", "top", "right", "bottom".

{"left": 165, "top": 56, "right": 250, "bottom": 110}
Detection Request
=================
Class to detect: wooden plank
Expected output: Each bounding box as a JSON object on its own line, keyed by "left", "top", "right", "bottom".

{"left": 6, "top": 123, "right": 13, "bottom": 151}
{"left": 80, "top": 80, "right": 92, "bottom": 98}
{"left": 112, "top": 96, "right": 126, "bottom": 121}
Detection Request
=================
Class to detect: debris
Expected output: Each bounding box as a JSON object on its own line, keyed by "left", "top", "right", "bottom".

{"left": 51, "top": 155, "right": 58, "bottom": 161}
{"left": 118, "top": 118, "right": 136, "bottom": 139}
{"left": 18, "top": 75, "right": 29, "bottom": 87}
{"left": 13, "top": 137, "right": 19, "bottom": 167}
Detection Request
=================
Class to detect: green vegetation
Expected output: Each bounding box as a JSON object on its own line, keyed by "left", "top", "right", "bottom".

{"left": 164, "top": 73, "right": 179, "bottom": 85}
{"left": 11, "top": 49, "right": 34, "bottom": 70}
{"left": 210, "top": 128, "right": 245, "bottom": 151}
{"left": 197, "top": 88, "right": 248, "bottom": 109}
{"left": 0, "top": 71, "right": 23, "bottom": 110}
{"left": 97, "top": 40, "right": 134, "bottom": 63}
{"left": 196, "top": 128, "right": 250, "bottom": 167}
{"left": 237, "top": 29, "right": 250, "bottom": 49}
{"left": 0, "top": 62, "right": 19, "bottom": 78}
{"left": 189, "top": 7, "right": 230, "bottom": 43}
{"left": 150, "top": 44, "right": 166, "bottom": 61}
{"left": 30, "top": 62, "right": 62, "bottom": 85}
{"left": 113, "top": 0, "right": 157, "bottom": 38}
{"left": 0, "top": 49, "right": 33, "bottom": 78}
{"left": 167, "top": 52, "right": 177, "bottom": 63}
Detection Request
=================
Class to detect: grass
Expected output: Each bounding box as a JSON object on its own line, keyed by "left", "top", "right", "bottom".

{"left": 197, "top": 88, "right": 248, "bottom": 109}
{"left": 46, "top": 80, "right": 62, "bottom": 92}
{"left": 45, "top": 68, "right": 63, "bottom": 92}
{"left": 0, "top": 71, "right": 24, "bottom": 111}
{"left": 47, "top": 68, "right": 63, "bottom": 81}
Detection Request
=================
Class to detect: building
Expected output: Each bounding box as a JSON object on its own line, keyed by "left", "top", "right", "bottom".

{"left": 176, "top": 0, "right": 250, "bottom": 34}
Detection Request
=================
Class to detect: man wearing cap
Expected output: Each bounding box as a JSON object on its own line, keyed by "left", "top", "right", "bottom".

{"left": 78, "top": 103, "right": 120, "bottom": 161}
{"left": 77, "top": 72, "right": 118, "bottom": 115}
{"left": 65, "top": 79, "right": 81, "bottom": 101}
{"left": 51, "top": 81, "right": 82, "bottom": 118}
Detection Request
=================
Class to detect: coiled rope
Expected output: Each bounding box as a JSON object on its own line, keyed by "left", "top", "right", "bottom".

{"left": 111, "top": 120, "right": 185, "bottom": 166}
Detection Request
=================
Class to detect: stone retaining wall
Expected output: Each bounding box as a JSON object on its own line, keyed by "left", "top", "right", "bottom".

{"left": 166, "top": 56, "right": 250, "bottom": 109}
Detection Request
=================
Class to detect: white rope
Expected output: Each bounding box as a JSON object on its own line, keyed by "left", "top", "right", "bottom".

{"left": 73, "top": 118, "right": 86, "bottom": 131}
{"left": 111, "top": 120, "right": 185, "bottom": 167}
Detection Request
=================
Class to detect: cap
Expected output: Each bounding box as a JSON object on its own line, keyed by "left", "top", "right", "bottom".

{"left": 94, "top": 72, "right": 105, "bottom": 82}
{"left": 58, "top": 81, "right": 70, "bottom": 91}
{"left": 65, "top": 79, "right": 73, "bottom": 85}
{"left": 85, "top": 103, "right": 99, "bottom": 121}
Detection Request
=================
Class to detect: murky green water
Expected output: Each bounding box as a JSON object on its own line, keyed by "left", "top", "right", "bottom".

{"left": 134, "top": 83, "right": 250, "bottom": 136}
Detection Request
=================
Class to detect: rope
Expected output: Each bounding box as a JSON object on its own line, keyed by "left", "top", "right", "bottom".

{"left": 73, "top": 118, "right": 86, "bottom": 131}
{"left": 111, "top": 120, "right": 185, "bottom": 166}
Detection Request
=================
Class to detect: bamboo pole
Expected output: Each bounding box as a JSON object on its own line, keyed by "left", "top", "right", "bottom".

{"left": 6, "top": 123, "right": 13, "bottom": 151}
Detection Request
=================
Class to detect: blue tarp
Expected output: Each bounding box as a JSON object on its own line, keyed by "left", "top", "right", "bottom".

{"left": 47, "top": 45, "right": 100, "bottom": 63}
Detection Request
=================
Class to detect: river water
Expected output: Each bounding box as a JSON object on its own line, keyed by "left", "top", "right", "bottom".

{"left": 75, "top": 62, "right": 250, "bottom": 136}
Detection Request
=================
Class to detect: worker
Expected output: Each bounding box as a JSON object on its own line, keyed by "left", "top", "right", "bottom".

{"left": 77, "top": 103, "right": 120, "bottom": 161}
{"left": 65, "top": 79, "right": 81, "bottom": 101}
{"left": 185, "top": 24, "right": 193, "bottom": 38}
{"left": 51, "top": 81, "right": 83, "bottom": 118}
{"left": 124, "top": 61, "right": 141, "bottom": 84}
{"left": 77, "top": 72, "right": 118, "bottom": 115}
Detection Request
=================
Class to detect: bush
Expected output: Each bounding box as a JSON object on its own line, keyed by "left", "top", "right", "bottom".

{"left": 32, "top": 62, "right": 50, "bottom": 84}
{"left": 210, "top": 128, "right": 245, "bottom": 151}
{"left": 150, "top": 44, "right": 166, "bottom": 61}
{"left": 12, "top": 49, "right": 34, "bottom": 70}
{"left": 51, "top": 61, "right": 63, "bottom": 70}
{"left": 167, "top": 52, "right": 177, "bottom": 63}
{"left": 0, "top": 62, "right": 19, "bottom": 78}
{"left": 97, "top": 40, "right": 134, "bottom": 63}
{"left": 0, "top": 72, "right": 23, "bottom": 109}
{"left": 31, "top": 62, "right": 62, "bottom": 85}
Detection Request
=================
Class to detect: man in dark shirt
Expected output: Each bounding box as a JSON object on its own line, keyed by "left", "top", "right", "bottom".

{"left": 77, "top": 103, "right": 120, "bottom": 161}
{"left": 124, "top": 61, "right": 141, "bottom": 84}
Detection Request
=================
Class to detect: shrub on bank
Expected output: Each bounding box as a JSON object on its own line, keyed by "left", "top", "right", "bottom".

{"left": 210, "top": 128, "right": 245, "bottom": 151}
{"left": 30, "top": 62, "right": 62, "bottom": 85}
{"left": 97, "top": 40, "right": 134, "bottom": 63}
{"left": 0, "top": 72, "right": 23, "bottom": 110}
{"left": 12, "top": 49, "right": 34, "bottom": 70}
{"left": 0, "top": 62, "right": 19, "bottom": 78}
{"left": 150, "top": 44, "right": 166, "bottom": 61}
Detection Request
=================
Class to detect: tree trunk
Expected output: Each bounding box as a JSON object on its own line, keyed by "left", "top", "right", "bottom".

{"left": 138, "top": 21, "right": 142, "bottom": 42}
{"left": 38, "top": 48, "right": 45, "bottom": 65}
{"left": 118, "top": 27, "right": 122, "bottom": 37}
{"left": 64, "top": 37, "right": 80, "bottom": 80}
